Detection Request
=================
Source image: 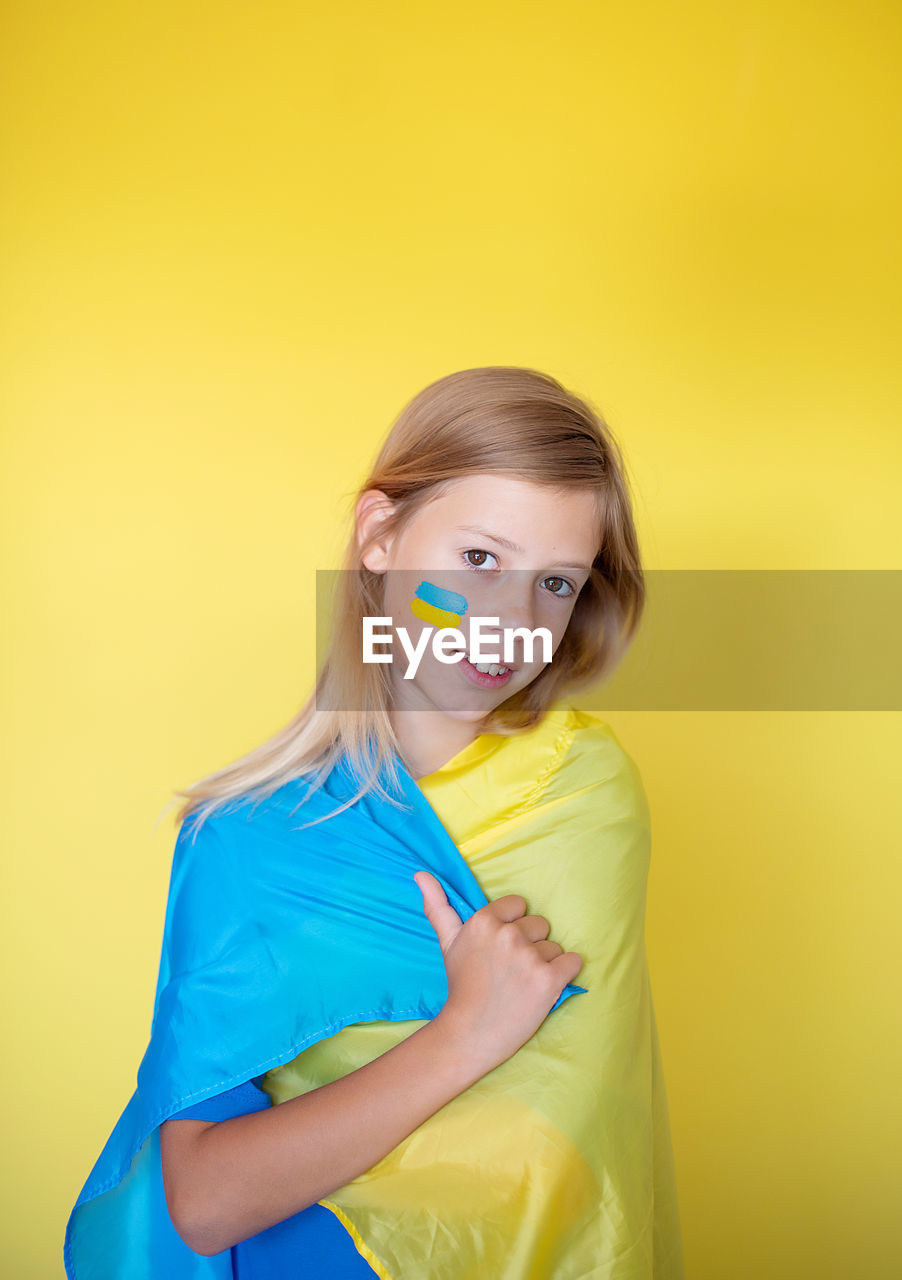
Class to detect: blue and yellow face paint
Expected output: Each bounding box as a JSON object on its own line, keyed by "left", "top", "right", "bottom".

{"left": 409, "top": 580, "right": 468, "bottom": 630}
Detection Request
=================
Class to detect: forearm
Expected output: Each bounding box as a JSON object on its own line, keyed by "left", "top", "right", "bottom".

{"left": 172, "top": 1014, "right": 490, "bottom": 1256}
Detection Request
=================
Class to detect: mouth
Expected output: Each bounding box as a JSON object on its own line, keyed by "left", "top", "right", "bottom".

{"left": 449, "top": 648, "right": 517, "bottom": 687}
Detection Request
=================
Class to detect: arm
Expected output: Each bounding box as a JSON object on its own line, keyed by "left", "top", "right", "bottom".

{"left": 162, "top": 871, "right": 582, "bottom": 1257}
{"left": 161, "top": 1012, "right": 489, "bottom": 1257}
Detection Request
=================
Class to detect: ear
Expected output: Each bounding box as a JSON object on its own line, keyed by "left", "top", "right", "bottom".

{"left": 356, "top": 489, "right": 397, "bottom": 572}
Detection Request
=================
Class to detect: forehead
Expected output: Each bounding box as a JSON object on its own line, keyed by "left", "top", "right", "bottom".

{"left": 415, "top": 474, "right": 602, "bottom": 561}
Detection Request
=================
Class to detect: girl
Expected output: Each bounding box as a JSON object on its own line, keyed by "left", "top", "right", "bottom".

{"left": 65, "top": 366, "right": 685, "bottom": 1279}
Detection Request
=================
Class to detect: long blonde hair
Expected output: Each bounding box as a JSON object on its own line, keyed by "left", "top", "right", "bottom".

{"left": 165, "top": 366, "right": 645, "bottom": 837}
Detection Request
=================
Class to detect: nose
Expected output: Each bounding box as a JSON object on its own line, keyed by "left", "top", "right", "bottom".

{"left": 481, "top": 575, "right": 539, "bottom": 666}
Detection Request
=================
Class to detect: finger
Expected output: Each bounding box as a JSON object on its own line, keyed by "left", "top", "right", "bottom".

{"left": 548, "top": 951, "right": 583, "bottom": 987}
{"left": 513, "top": 914, "right": 551, "bottom": 943}
{"left": 532, "top": 939, "right": 564, "bottom": 962}
{"left": 484, "top": 893, "right": 528, "bottom": 923}
{"left": 414, "top": 871, "right": 463, "bottom": 951}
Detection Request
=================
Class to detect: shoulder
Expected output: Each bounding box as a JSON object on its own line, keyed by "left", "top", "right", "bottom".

{"left": 165, "top": 798, "right": 286, "bottom": 934}
{"left": 558, "top": 702, "right": 651, "bottom": 823}
{"left": 174, "top": 776, "right": 310, "bottom": 860}
{"left": 166, "top": 772, "right": 341, "bottom": 909}
{"left": 558, "top": 701, "right": 635, "bottom": 764}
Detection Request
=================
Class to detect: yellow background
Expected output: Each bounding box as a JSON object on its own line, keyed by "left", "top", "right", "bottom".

{"left": 1, "top": 2, "right": 899, "bottom": 1276}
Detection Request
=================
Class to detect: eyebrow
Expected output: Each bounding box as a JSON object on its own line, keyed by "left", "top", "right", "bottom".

{"left": 455, "top": 524, "right": 593, "bottom": 573}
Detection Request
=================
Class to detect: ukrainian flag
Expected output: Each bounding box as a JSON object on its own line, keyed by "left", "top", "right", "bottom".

{"left": 64, "top": 703, "right": 686, "bottom": 1279}
{"left": 409, "top": 579, "right": 468, "bottom": 630}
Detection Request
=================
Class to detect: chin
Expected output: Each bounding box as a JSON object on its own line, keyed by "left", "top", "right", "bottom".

{"left": 418, "top": 685, "right": 493, "bottom": 721}
{"left": 431, "top": 700, "right": 490, "bottom": 723}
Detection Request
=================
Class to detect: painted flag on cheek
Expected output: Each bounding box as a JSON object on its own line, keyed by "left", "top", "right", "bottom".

{"left": 409, "top": 578, "right": 469, "bottom": 629}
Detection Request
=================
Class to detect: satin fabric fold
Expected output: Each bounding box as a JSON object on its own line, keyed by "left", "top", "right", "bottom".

{"left": 265, "top": 703, "right": 685, "bottom": 1278}
{"left": 64, "top": 700, "right": 684, "bottom": 1279}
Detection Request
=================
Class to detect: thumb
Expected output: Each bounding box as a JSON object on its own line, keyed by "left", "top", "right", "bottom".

{"left": 413, "top": 870, "right": 463, "bottom": 953}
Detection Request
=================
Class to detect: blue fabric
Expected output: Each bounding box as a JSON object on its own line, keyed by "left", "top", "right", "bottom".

{"left": 64, "top": 750, "right": 586, "bottom": 1279}
{"left": 169, "top": 1081, "right": 378, "bottom": 1277}
{"left": 231, "top": 1205, "right": 379, "bottom": 1280}
{"left": 171, "top": 1077, "right": 271, "bottom": 1122}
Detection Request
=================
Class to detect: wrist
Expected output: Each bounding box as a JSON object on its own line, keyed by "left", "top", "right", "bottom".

{"left": 423, "top": 1008, "right": 499, "bottom": 1088}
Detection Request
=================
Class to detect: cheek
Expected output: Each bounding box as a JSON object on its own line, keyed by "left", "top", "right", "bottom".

{"left": 383, "top": 574, "right": 424, "bottom": 626}
{"left": 533, "top": 602, "right": 575, "bottom": 654}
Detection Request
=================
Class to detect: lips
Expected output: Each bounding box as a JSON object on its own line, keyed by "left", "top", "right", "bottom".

{"left": 449, "top": 648, "right": 519, "bottom": 673}
{"left": 456, "top": 653, "right": 515, "bottom": 688}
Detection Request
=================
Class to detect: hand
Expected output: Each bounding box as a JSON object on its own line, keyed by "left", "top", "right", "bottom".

{"left": 413, "top": 870, "right": 583, "bottom": 1073}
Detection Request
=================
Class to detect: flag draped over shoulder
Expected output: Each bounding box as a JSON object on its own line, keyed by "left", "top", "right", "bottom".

{"left": 64, "top": 701, "right": 685, "bottom": 1280}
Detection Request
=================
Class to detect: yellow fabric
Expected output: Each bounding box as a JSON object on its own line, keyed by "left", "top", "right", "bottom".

{"left": 261, "top": 701, "right": 685, "bottom": 1278}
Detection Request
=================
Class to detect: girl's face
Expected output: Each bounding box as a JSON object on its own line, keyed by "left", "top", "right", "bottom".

{"left": 358, "top": 474, "right": 602, "bottom": 726}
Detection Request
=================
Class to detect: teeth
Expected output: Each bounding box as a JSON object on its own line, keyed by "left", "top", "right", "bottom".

{"left": 453, "top": 649, "right": 512, "bottom": 676}
{"left": 472, "top": 660, "right": 509, "bottom": 675}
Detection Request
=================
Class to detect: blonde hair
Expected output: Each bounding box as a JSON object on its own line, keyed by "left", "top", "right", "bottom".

{"left": 165, "top": 366, "right": 645, "bottom": 838}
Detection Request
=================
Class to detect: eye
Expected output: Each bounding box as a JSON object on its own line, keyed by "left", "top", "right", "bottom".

{"left": 542, "top": 576, "right": 575, "bottom": 598}
{"left": 462, "top": 549, "right": 499, "bottom": 571}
